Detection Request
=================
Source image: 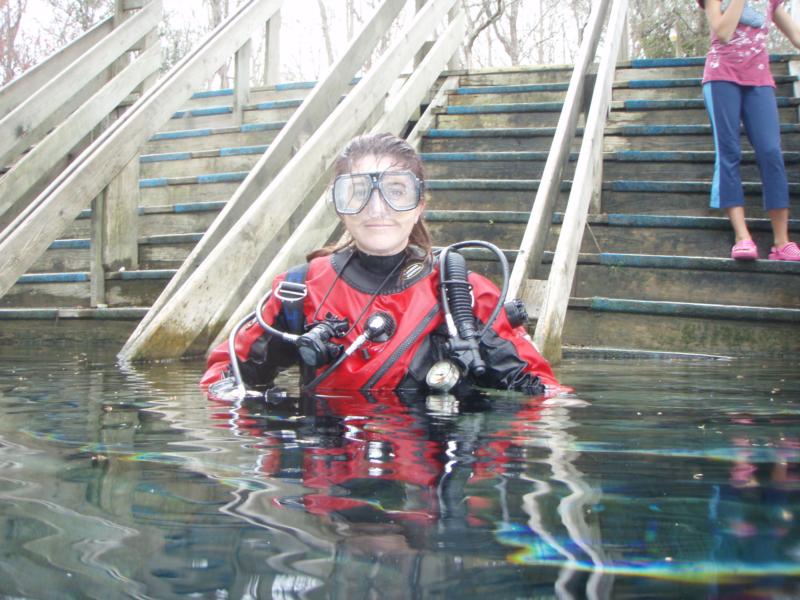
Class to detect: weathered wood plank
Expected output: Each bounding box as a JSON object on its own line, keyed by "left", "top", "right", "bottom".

{"left": 121, "top": 0, "right": 460, "bottom": 361}
{"left": 0, "top": 18, "right": 114, "bottom": 119}
{"left": 0, "top": 0, "right": 285, "bottom": 302}
{"left": 233, "top": 39, "right": 253, "bottom": 124}
{"left": 532, "top": 0, "right": 629, "bottom": 364}
{"left": 263, "top": 13, "right": 281, "bottom": 86}
{"left": 0, "top": 43, "right": 161, "bottom": 227}
{"left": 0, "top": 1, "right": 161, "bottom": 167}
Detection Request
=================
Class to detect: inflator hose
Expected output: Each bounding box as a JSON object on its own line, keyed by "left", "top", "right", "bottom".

{"left": 444, "top": 251, "right": 479, "bottom": 342}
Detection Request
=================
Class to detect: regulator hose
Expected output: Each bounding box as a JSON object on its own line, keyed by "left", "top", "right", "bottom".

{"left": 438, "top": 240, "right": 510, "bottom": 379}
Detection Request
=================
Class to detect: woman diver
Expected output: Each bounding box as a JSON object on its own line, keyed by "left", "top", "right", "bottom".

{"left": 201, "top": 133, "right": 559, "bottom": 396}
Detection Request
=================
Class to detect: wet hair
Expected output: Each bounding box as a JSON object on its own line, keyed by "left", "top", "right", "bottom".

{"left": 308, "top": 132, "right": 433, "bottom": 260}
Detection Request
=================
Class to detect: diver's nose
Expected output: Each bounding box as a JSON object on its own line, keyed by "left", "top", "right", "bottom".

{"left": 365, "top": 187, "right": 387, "bottom": 218}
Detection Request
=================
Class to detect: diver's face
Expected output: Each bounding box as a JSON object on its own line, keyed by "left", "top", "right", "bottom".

{"left": 339, "top": 155, "right": 424, "bottom": 257}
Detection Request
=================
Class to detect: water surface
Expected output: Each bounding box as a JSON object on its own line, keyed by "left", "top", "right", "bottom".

{"left": 0, "top": 328, "right": 798, "bottom": 599}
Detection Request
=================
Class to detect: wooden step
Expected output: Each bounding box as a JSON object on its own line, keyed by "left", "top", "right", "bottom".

{"left": 421, "top": 149, "right": 800, "bottom": 181}
{"left": 158, "top": 98, "right": 303, "bottom": 132}
{"left": 143, "top": 121, "right": 286, "bottom": 154}
{"left": 563, "top": 298, "right": 800, "bottom": 355}
{"left": 139, "top": 145, "right": 267, "bottom": 179}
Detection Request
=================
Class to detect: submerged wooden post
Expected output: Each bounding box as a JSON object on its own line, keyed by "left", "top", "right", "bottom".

{"left": 263, "top": 11, "right": 281, "bottom": 85}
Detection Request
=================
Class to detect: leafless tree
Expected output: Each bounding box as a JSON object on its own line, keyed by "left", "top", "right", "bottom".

{"left": 43, "top": 0, "right": 112, "bottom": 45}
{"left": 316, "top": 0, "right": 335, "bottom": 66}
{"left": 1, "top": 0, "right": 31, "bottom": 84}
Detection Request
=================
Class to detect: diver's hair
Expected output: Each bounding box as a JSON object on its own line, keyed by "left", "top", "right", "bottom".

{"left": 307, "top": 132, "right": 433, "bottom": 260}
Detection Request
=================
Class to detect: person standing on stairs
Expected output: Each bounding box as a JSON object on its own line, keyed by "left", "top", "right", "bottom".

{"left": 698, "top": 0, "right": 800, "bottom": 261}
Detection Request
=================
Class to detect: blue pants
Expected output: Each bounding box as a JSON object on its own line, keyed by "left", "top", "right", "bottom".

{"left": 703, "top": 81, "right": 789, "bottom": 211}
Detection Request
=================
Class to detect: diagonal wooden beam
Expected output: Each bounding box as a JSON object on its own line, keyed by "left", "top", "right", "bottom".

{"left": 0, "top": 0, "right": 284, "bottom": 303}
{"left": 120, "top": 0, "right": 409, "bottom": 359}
{"left": 119, "top": 0, "right": 460, "bottom": 362}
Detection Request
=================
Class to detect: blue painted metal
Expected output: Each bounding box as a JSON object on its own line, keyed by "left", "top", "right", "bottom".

{"left": 196, "top": 172, "right": 248, "bottom": 184}
{"left": 173, "top": 105, "right": 233, "bottom": 118}
{"left": 626, "top": 78, "right": 701, "bottom": 88}
{"left": 618, "top": 124, "right": 710, "bottom": 135}
{"left": 275, "top": 81, "right": 316, "bottom": 90}
{"left": 140, "top": 233, "right": 203, "bottom": 245}
{"left": 252, "top": 99, "right": 302, "bottom": 110}
{"left": 140, "top": 151, "right": 192, "bottom": 163}
{"left": 150, "top": 128, "right": 213, "bottom": 140}
{"left": 597, "top": 252, "right": 800, "bottom": 273}
{"left": 446, "top": 102, "right": 564, "bottom": 114}
{"left": 605, "top": 213, "right": 800, "bottom": 230}
{"left": 191, "top": 89, "right": 234, "bottom": 98}
{"left": 610, "top": 180, "right": 709, "bottom": 192}
{"left": 173, "top": 201, "right": 226, "bottom": 213}
{"left": 426, "top": 179, "right": 541, "bottom": 190}
{"left": 426, "top": 127, "right": 562, "bottom": 138}
{"left": 455, "top": 83, "right": 569, "bottom": 95}
{"left": 116, "top": 269, "right": 176, "bottom": 280}
{"left": 241, "top": 121, "right": 285, "bottom": 132}
{"left": 589, "top": 296, "right": 800, "bottom": 322}
{"left": 18, "top": 272, "right": 90, "bottom": 283}
{"left": 139, "top": 177, "right": 170, "bottom": 188}
{"left": 49, "top": 239, "right": 90, "bottom": 250}
{"left": 624, "top": 97, "right": 794, "bottom": 111}
{"left": 219, "top": 144, "right": 269, "bottom": 156}
{"left": 609, "top": 149, "right": 799, "bottom": 163}
{"left": 629, "top": 57, "right": 707, "bottom": 68}
{"left": 624, "top": 98, "right": 705, "bottom": 110}
{"left": 421, "top": 151, "right": 573, "bottom": 162}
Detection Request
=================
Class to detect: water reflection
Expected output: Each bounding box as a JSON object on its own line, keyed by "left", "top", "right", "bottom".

{"left": 1, "top": 347, "right": 799, "bottom": 599}
{"left": 203, "top": 387, "right": 607, "bottom": 599}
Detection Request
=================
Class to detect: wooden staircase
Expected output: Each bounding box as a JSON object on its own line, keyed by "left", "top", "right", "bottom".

{"left": 421, "top": 55, "right": 800, "bottom": 356}
{"left": 3, "top": 55, "right": 799, "bottom": 358}
{"left": 2, "top": 83, "right": 309, "bottom": 314}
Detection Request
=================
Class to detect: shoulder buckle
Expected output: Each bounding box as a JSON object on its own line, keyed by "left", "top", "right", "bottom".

{"left": 274, "top": 280, "right": 307, "bottom": 303}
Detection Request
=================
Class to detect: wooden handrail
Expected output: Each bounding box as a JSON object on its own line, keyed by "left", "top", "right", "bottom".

{"left": 0, "top": 18, "right": 114, "bottom": 119}
{"left": 0, "top": 0, "right": 285, "bottom": 302}
{"left": 506, "top": 0, "right": 611, "bottom": 300}
{"left": 0, "top": 44, "right": 161, "bottom": 234}
{"left": 533, "top": 0, "right": 629, "bottom": 363}
{"left": 120, "top": 0, "right": 410, "bottom": 359}
{"left": 119, "top": 0, "right": 461, "bottom": 361}
{"left": 0, "top": 0, "right": 161, "bottom": 168}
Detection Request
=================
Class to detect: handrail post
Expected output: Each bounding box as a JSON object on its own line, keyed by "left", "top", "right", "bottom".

{"left": 91, "top": 0, "right": 159, "bottom": 305}
{"left": 533, "top": 0, "right": 628, "bottom": 363}
{"left": 506, "top": 0, "right": 611, "bottom": 302}
{"left": 263, "top": 11, "right": 281, "bottom": 85}
{"left": 234, "top": 38, "right": 253, "bottom": 124}
{"left": 620, "top": 13, "right": 631, "bottom": 64}
{"left": 415, "top": 0, "right": 433, "bottom": 68}
{"left": 447, "top": 4, "right": 462, "bottom": 70}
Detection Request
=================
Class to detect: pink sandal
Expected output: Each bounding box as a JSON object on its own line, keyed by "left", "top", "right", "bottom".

{"left": 768, "top": 241, "right": 800, "bottom": 261}
{"left": 731, "top": 239, "right": 758, "bottom": 261}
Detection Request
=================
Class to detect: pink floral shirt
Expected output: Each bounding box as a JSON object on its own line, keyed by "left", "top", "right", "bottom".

{"left": 702, "top": 0, "right": 782, "bottom": 87}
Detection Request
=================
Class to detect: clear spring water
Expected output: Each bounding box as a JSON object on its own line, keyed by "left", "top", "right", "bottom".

{"left": 0, "top": 330, "right": 798, "bottom": 599}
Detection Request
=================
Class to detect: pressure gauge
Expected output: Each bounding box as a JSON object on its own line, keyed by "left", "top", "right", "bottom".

{"left": 425, "top": 360, "right": 460, "bottom": 392}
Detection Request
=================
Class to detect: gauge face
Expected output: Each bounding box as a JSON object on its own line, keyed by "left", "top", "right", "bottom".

{"left": 425, "top": 360, "right": 460, "bottom": 392}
